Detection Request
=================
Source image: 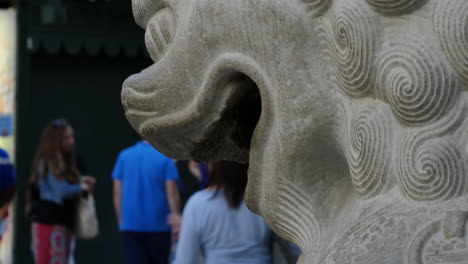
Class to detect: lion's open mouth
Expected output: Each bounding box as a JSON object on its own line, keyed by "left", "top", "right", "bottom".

{"left": 223, "top": 74, "right": 262, "bottom": 151}
{"left": 123, "top": 63, "right": 263, "bottom": 163}
{"left": 189, "top": 73, "right": 262, "bottom": 161}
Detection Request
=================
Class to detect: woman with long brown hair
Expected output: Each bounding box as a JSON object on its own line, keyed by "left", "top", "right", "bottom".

{"left": 173, "top": 161, "right": 272, "bottom": 264}
{"left": 28, "top": 119, "right": 95, "bottom": 264}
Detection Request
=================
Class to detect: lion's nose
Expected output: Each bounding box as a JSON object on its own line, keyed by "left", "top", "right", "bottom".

{"left": 132, "top": 0, "right": 166, "bottom": 29}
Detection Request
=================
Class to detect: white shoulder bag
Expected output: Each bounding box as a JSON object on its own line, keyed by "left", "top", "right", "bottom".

{"left": 75, "top": 192, "right": 99, "bottom": 239}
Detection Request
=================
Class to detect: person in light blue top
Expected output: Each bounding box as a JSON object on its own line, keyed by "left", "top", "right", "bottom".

{"left": 174, "top": 161, "right": 272, "bottom": 264}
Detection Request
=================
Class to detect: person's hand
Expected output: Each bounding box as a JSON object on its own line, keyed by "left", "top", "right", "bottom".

{"left": 168, "top": 212, "right": 181, "bottom": 227}
{"left": 172, "top": 226, "right": 180, "bottom": 242}
{"left": 81, "top": 176, "right": 96, "bottom": 193}
{"left": 168, "top": 213, "right": 181, "bottom": 241}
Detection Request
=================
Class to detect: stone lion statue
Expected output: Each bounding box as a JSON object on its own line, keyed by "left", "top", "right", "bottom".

{"left": 122, "top": 0, "right": 468, "bottom": 263}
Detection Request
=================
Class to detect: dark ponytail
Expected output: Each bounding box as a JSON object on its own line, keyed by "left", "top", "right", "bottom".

{"left": 208, "top": 161, "right": 248, "bottom": 209}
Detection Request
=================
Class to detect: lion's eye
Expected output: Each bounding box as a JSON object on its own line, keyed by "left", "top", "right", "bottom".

{"left": 132, "top": 0, "right": 166, "bottom": 29}
{"left": 144, "top": 7, "right": 176, "bottom": 63}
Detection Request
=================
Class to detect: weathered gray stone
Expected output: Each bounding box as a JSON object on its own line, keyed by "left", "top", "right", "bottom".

{"left": 122, "top": 0, "right": 468, "bottom": 263}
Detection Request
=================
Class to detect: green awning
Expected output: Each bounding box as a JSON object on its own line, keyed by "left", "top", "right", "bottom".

{"left": 28, "top": 34, "right": 147, "bottom": 57}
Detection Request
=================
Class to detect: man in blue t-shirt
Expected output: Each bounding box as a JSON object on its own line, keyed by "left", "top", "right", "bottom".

{"left": 112, "top": 141, "right": 181, "bottom": 264}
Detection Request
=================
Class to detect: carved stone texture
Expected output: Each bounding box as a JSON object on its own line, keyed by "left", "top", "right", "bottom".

{"left": 378, "top": 35, "right": 460, "bottom": 126}
{"left": 122, "top": 0, "right": 468, "bottom": 263}
{"left": 346, "top": 104, "right": 393, "bottom": 198}
{"left": 301, "top": 0, "right": 332, "bottom": 18}
{"left": 365, "top": 0, "right": 428, "bottom": 15}
{"left": 433, "top": 0, "right": 468, "bottom": 89}
{"left": 318, "top": 1, "right": 381, "bottom": 97}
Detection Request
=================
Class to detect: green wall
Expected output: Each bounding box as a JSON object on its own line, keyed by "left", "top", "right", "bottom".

{"left": 14, "top": 51, "right": 151, "bottom": 264}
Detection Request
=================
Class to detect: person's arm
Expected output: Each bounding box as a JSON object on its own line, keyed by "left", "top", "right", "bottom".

{"left": 47, "top": 173, "right": 81, "bottom": 199}
{"left": 113, "top": 180, "right": 122, "bottom": 226}
{"left": 166, "top": 180, "right": 181, "bottom": 240}
{"left": 188, "top": 161, "right": 202, "bottom": 182}
{"left": 165, "top": 159, "right": 182, "bottom": 240}
{"left": 111, "top": 153, "right": 124, "bottom": 227}
{"left": 166, "top": 180, "right": 181, "bottom": 216}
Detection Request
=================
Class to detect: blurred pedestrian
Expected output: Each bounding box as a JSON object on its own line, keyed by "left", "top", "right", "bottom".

{"left": 173, "top": 161, "right": 272, "bottom": 264}
{"left": 188, "top": 161, "right": 211, "bottom": 189}
{"left": 28, "top": 119, "right": 96, "bottom": 264}
{"left": 0, "top": 147, "right": 15, "bottom": 242}
{"left": 0, "top": 148, "right": 15, "bottom": 209}
{"left": 112, "top": 140, "right": 181, "bottom": 264}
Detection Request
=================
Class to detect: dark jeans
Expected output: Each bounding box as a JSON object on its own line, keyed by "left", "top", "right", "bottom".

{"left": 122, "top": 231, "right": 171, "bottom": 264}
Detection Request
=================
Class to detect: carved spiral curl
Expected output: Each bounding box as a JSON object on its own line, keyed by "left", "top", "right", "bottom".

{"left": 328, "top": 3, "right": 380, "bottom": 97}
{"left": 348, "top": 107, "right": 392, "bottom": 198}
{"left": 434, "top": 0, "right": 468, "bottom": 89}
{"left": 365, "top": 0, "right": 428, "bottom": 15}
{"left": 301, "top": 0, "right": 332, "bottom": 17}
{"left": 378, "top": 37, "right": 459, "bottom": 126}
{"left": 397, "top": 136, "right": 466, "bottom": 201}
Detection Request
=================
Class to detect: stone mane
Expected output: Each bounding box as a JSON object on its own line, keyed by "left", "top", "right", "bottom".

{"left": 306, "top": 0, "right": 468, "bottom": 202}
